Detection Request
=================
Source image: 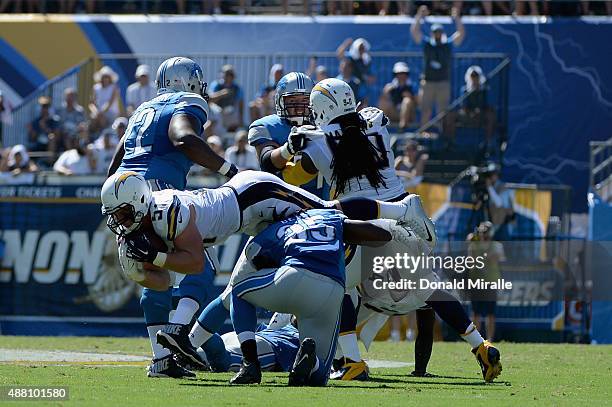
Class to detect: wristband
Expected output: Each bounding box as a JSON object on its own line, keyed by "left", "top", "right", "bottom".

{"left": 152, "top": 252, "right": 167, "bottom": 268}
{"left": 279, "top": 144, "right": 292, "bottom": 160}
{"left": 218, "top": 161, "right": 232, "bottom": 176}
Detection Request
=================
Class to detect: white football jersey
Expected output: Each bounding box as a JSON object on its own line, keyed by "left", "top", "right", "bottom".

{"left": 150, "top": 186, "right": 240, "bottom": 248}
{"left": 301, "top": 107, "right": 405, "bottom": 201}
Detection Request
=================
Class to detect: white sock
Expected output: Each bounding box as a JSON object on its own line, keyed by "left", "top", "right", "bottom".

{"left": 147, "top": 325, "right": 170, "bottom": 359}
{"left": 462, "top": 323, "right": 485, "bottom": 349}
{"left": 338, "top": 333, "right": 361, "bottom": 362}
{"left": 237, "top": 331, "right": 256, "bottom": 344}
{"left": 170, "top": 297, "right": 200, "bottom": 325}
{"left": 378, "top": 201, "right": 406, "bottom": 220}
{"left": 334, "top": 344, "right": 344, "bottom": 360}
{"left": 189, "top": 322, "right": 213, "bottom": 348}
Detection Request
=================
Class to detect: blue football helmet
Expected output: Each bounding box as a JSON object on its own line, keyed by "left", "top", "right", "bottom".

{"left": 275, "top": 72, "right": 314, "bottom": 125}
{"left": 155, "top": 57, "right": 207, "bottom": 98}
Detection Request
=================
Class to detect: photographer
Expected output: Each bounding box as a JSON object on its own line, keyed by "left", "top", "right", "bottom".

{"left": 484, "top": 167, "right": 515, "bottom": 240}
{"left": 467, "top": 221, "right": 505, "bottom": 341}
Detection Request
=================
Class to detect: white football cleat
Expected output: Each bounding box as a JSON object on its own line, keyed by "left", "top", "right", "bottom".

{"left": 398, "top": 194, "right": 436, "bottom": 248}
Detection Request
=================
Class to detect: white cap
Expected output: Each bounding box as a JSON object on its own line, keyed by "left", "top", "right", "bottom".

{"left": 207, "top": 135, "right": 222, "bottom": 147}
{"left": 393, "top": 62, "right": 410, "bottom": 74}
{"left": 112, "top": 117, "right": 128, "bottom": 130}
{"left": 135, "top": 64, "right": 151, "bottom": 78}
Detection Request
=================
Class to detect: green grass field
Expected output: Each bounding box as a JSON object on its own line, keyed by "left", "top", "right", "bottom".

{"left": 1, "top": 336, "right": 611, "bottom": 406}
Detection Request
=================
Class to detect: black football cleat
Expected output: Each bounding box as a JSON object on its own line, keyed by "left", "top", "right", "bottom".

{"left": 229, "top": 360, "right": 262, "bottom": 385}
{"left": 288, "top": 338, "right": 317, "bottom": 386}
{"left": 156, "top": 323, "right": 208, "bottom": 370}
{"left": 147, "top": 354, "right": 195, "bottom": 378}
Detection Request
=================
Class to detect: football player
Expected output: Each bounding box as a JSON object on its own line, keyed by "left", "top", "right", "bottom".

{"left": 100, "top": 169, "right": 428, "bottom": 371}
{"left": 106, "top": 57, "right": 237, "bottom": 378}
{"left": 248, "top": 72, "right": 329, "bottom": 199}
{"left": 285, "top": 77, "right": 436, "bottom": 380}
{"left": 227, "top": 209, "right": 416, "bottom": 385}
{"left": 196, "top": 313, "right": 301, "bottom": 374}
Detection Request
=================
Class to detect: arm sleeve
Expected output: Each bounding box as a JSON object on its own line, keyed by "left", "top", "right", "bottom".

{"left": 248, "top": 124, "right": 273, "bottom": 147}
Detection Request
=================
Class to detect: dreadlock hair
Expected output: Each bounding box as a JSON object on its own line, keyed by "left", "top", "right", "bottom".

{"left": 328, "top": 112, "right": 387, "bottom": 199}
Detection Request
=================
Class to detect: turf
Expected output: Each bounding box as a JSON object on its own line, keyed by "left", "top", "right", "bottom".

{"left": 1, "top": 336, "right": 611, "bottom": 406}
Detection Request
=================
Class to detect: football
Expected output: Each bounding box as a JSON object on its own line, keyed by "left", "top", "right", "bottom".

{"left": 141, "top": 228, "right": 168, "bottom": 253}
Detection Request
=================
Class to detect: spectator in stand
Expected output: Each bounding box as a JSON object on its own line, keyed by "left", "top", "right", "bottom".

{"left": 190, "top": 135, "right": 226, "bottom": 177}
{"left": 395, "top": 140, "right": 428, "bottom": 190}
{"left": 411, "top": 5, "right": 465, "bottom": 127}
{"left": 207, "top": 135, "right": 225, "bottom": 157}
{"left": 57, "top": 87, "right": 86, "bottom": 144}
{"left": 314, "top": 65, "right": 329, "bottom": 83}
{"left": 337, "top": 58, "right": 368, "bottom": 107}
{"left": 336, "top": 37, "right": 374, "bottom": 86}
{"left": 377, "top": 0, "right": 412, "bottom": 15}
{"left": 444, "top": 65, "right": 497, "bottom": 148}
{"left": 126, "top": 64, "right": 156, "bottom": 116}
{"left": 53, "top": 126, "right": 97, "bottom": 176}
{"left": 0, "top": 89, "right": 13, "bottom": 143}
{"left": 0, "top": 144, "right": 38, "bottom": 175}
{"left": 467, "top": 221, "right": 505, "bottom": 341}
{"left": 224, "top": 130, "right": 259, "bottom": 171}
{"left": 249, "top": 64, "right": 284, "bottom": 122}
{"left": 379, "top": 61, "right": 417, "bottom": 129}
{"left": 94, "top": 117, "right": 125, "bottom": 173}
{"left": 27, "top": 96, "right": 60, "bottom": 155}
{"left": 90, "top": 65, "right": 121, "bottom": 131}
{"left": 209, "top": 64, "right": 244, "bottom": 131}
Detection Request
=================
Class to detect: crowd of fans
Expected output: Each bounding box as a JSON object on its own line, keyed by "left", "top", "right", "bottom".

{"left": 1, "top": 0, "right": 610, "bottom": 16}
{"left": 2, "top": 5, "right": 507, "bottom": 180}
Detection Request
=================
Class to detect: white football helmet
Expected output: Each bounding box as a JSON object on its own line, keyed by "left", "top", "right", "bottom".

{"left": 275, "top": 72, "right": 314, "bottom": 125}
{"left": 155, "top": 57, "right": 207, "bottom": 97}
{"left": 310, "top": 78, "right": 356, "bottom": 127}
{"left": 101, "top": 172, "right": 152, "bottom": 236}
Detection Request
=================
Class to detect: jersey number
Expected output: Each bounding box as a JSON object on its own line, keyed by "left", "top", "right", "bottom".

{"left": 124, "top": 107, "right": 156, "bottom": 159}
{"left": 277, "top": 215, "right": 336, "bottom": 243}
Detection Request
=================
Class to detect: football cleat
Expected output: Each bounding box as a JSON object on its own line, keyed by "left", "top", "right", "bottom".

{"left": 472, "top": 340, "right": 502, "bottom": 382}
{"left": 288, "top": 338, "right": 317, "bottom": 386}
{"left": 156, "top": 323, "right": 208, "bottom": 370}
{"left": 174, "top": 353, "right": 210, "bottom": 372}
{"left": 147, "top": 354, "right": 195, "bottom": 378}
{"left": 229, "top": 360, "right": 262, "bottom": 385}
{"left": 398, "top": 194, "right": 436, "bottom": 248}
{"left": 410, "top": 370, "right": 436, "bottom": 377}
{"left": 329, "top": 357, "right": 370, "bottom": 381}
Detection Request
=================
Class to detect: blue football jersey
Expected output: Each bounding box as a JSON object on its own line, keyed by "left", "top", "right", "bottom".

{"left": 118, "top": 91, "right": 208, "bottom": 190}
{"left": 250, "top": 209, "right": 346, "bottom": 287}
{"left": 257, "top": 325, "right": 301, "bottom": 372}
{"left": 248, "top": 114, "right": 329, "bottom": 199}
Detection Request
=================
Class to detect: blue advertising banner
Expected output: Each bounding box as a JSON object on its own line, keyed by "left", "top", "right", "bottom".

{"left": 0, "top": 183, "right": 246, "bottom": 336}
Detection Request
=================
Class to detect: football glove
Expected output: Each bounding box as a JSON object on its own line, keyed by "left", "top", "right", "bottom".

{"left": 281, "top": 127, "right": 309, "bottom": 158}
{"left": 125, "top": 232, "right": 158, "bottom": 264}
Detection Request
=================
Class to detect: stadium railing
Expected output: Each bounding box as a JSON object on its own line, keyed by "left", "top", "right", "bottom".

{"left": 589, "top": 138, "right": 612, "bottom": 201}
{"left": 2, "top": 51, "right": 508, "bottom": 151}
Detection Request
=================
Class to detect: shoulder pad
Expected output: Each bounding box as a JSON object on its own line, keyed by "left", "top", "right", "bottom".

{"left": 359, "top": 107, "right": 388, "bottom": 129}
{"left": 151, "top": 192, "right": 190, "bottom": 243}
{"left": 176, "top": 92, "right": 209, "bottom": 117}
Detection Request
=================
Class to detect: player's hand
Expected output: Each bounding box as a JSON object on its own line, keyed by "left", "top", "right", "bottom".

{"left": 286, "top": 127, "right": 309, "bottom": 155}
{"left": 124, "top": 232, "right": 158, "bottom": 263}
